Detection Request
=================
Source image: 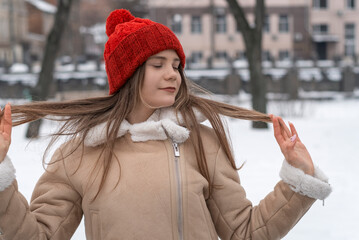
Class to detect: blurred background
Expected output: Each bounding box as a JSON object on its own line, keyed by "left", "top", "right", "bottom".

{"left": 1, "top": 0, "right": 358, "bottom": 102}
{"left": 1, "top": 0, "right": 359, "bottom": 239}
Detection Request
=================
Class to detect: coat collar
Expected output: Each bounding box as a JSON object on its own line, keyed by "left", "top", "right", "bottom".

{"left": 84, "top": 107, "right": 206, "bottom": 147}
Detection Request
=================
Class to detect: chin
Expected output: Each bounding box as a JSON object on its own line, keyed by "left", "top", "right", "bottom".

{"left": 152, "top": 99, "right": 176, "bottom": 108}
{"left": 160, "top": 102, "right": 175, "bottom": 108}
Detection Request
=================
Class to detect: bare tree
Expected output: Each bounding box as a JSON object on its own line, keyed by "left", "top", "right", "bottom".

{"left": 226, "top": 0, "right": 267, "bottom": 128}
{"left": 26, "top": 0, "right": 74, "bottom": 138}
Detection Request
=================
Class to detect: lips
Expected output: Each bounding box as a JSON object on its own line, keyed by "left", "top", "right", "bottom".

{"left": 160, "top": 87, "right": 176, "bottom": 93}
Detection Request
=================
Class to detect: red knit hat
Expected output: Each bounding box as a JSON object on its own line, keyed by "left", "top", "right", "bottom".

{"left": 104, "top": 9, "right": 186, "bottom": 95}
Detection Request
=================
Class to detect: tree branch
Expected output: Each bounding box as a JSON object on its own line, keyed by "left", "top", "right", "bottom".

{"left": 226, "top": 0, "right": 251, "bottom": 39}
{"left": 254, "top": 0, "right": 265, "bottom": 37}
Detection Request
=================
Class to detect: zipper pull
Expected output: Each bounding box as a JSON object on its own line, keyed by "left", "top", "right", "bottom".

{"left": 173, "top": 143, "right": 180, "bottom": 157}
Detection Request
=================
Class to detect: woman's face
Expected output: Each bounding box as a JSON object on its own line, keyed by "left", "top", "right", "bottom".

{"left": 140, "top": 49, "right": 182, "bottom": 109}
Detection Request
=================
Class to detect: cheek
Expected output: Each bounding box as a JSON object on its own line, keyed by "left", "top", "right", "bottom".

{"left": 141, "top": 74, "right": 156, "bottom": 94}
{"left": 140, "top": 82, "right": 160, "bottom": 106}
{"left": 140, "top": 84, "right": 153, "bottom": 102}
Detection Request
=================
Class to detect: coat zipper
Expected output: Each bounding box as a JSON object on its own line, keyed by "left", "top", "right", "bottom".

{"left": 172, "top": 142, "right": 183, "bottom": 240}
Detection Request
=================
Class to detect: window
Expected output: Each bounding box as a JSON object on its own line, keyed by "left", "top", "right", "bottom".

{"left": 171, "top": 14, "right": 182, "bottom": 34}
{"left": 216, "top": 15, "right": 227, "bottom": 33}
{"left": 236, "top": 51, "right": 246, "bottom": 59}
{"left": 347, "top": 0, "right": 356, "bottom": 9}
{"left": 279, "top": 50, "right": 290, "bottom": 60}
{"left": 191, "top": 51, "right": 203, "bottom": 63}
{"left": 262, "top": 51, "right": 272, "bottom": 61}
{"left": 313, "top": 24, "right": 329, "bottom": 34}
{"left": 279, "top": 15, "right": 289, "bottom": 33}
{"left": 215, "top": 51, "right": 228, "bottom": 60}
{"left": 345, "top": 23, "right": 355, "bottom": 56}
{"left": 191, "top": 16, "right": 202, "bottom": 34}
{"left": 263, "top": 15, "right": 270, "bottom": 33}
{"left": 313, "top": 0, "right": 328, "bottom": 9}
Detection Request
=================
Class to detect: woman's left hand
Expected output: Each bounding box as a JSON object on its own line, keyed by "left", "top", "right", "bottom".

{"left": 269, "top": 114, "right": 314, "bottom": 176}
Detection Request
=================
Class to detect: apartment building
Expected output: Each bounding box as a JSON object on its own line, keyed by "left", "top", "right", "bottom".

{"left": 2, "top": 0, "right": 359, "bottom": 67}
{"left": 0, "top": 0, "right": 148, "bottom": 66}
{"left": 0, "top": 0, "right": 27, "bottom": 65}
{"left": 0, "top": 0, "right": 55, "bottom": 66}
{"left": 26, "top": 0, "right": 56, "bottom": 62}
{"left": 311, "top": 0, "right": 359, "bottom": 60}
{"left": 149, "top": 0, "right": 359, "bottom": 67}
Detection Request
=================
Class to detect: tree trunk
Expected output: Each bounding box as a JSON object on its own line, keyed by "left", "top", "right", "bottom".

{"left": 247, "top": 44, "right": 267, "bottom": 128}
{"left": 26, "top": 0, "right": 73, "bottom": 138}
{"left": 226, "top": 0, "right": 268, "bottom": 128}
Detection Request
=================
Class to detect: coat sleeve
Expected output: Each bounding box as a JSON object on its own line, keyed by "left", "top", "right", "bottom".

{"left": 206, "top": 146, "right": 331, "bottom": 240}
{"left": 0, "top": 149, "right": 83, "bottom": 240}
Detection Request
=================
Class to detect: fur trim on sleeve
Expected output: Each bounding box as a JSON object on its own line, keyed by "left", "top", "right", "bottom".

{"left": 279, "top": 159, "right": 332, "bottom": 200}
{"left": 0, "top": 156, "right": 16, "bottom": 191}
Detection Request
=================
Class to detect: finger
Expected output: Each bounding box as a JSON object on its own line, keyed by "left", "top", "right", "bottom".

{"left": 3, "top": 104, "right": 12, "bottom": 138}
{"left": 272, "top": 116, "right": 285, "bottom": 145}
{"left": 289, "top": 133, "right": 298, "bottom": 149}
{"left": 278, "top": 117, "right": 291, "bottom": 138}
{"left": 280, "top": 123, "right": 288, "bottom": 140}
{"left": 278, "top": 117, "right": 291, "bottom": 137}
{"left": 289, "top": 121, "right": 301, "bottom": 142}
{"left": 269, "top": 114, "right": 274, "bottom": 122}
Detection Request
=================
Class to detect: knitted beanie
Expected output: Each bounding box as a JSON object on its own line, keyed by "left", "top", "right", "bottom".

{"left": 104, "top": 9, "right": 186, "bottom": 95}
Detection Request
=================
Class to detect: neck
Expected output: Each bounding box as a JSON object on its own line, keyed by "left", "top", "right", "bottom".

{"left": 127, "top": 103, "right": 156, "bottom": 124}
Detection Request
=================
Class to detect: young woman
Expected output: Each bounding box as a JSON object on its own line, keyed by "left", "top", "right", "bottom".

{"left": 0, "top": 9, "right": 331, "bottom": 240}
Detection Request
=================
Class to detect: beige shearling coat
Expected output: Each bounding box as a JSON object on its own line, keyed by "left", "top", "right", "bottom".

{"left": 0, "top": 108, "right": 331, "bottom": 240}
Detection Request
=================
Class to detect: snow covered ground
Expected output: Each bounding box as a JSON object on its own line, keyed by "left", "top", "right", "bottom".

{"left": 3, "top": 94, "right": 359, "bottom": 239}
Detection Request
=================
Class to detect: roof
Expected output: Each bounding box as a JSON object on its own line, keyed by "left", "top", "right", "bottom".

{"left": 26, "top": 0, "right": 57, "bottom": 14}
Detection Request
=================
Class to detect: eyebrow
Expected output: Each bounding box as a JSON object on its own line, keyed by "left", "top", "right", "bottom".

{"left": 148, "top": 56, "right": 180, "bottom": 62}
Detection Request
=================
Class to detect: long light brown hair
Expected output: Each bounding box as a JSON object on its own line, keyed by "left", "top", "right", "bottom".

{"left": 6, "top": 63, "right": 271, "bottom": 200}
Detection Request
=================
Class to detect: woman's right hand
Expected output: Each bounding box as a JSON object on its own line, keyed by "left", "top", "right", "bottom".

{"left": 0, "top": 103, "right": 12, "bottom": 163}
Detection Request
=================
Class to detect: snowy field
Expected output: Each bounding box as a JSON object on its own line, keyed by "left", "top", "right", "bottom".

{"left": 2, "top": 93, "right": 359, "bottom": 239}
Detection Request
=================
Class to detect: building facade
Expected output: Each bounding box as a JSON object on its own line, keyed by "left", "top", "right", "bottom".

{"left": 149, "top": 0, "right": 359, "bottom": 67}
{"left": 0, "top": 0, "right": 56, "bottom": 66}
{"left": 1, "top": 0, "right": 359, "bottom": 67}
{"left": 25, "top": 0, "right": 56, "bottom": 62}
{"left": 0, "top": 0, "right": 28, "bottom": 65}
{"left": 311, "top": 0, "right": 359, "bottom": 60}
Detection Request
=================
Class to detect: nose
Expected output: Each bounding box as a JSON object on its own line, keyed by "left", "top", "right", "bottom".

{"left": 164, "top": 65, "right": 178, "bottom": 81}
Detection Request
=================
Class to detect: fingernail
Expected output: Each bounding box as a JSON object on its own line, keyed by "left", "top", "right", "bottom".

{"left": 290, "top": 134, "right": 297, "bottom": 142}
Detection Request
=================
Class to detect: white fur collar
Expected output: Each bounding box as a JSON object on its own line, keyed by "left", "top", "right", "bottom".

{"left": 84, "top": 107, "right": 206, "bottom": 147}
